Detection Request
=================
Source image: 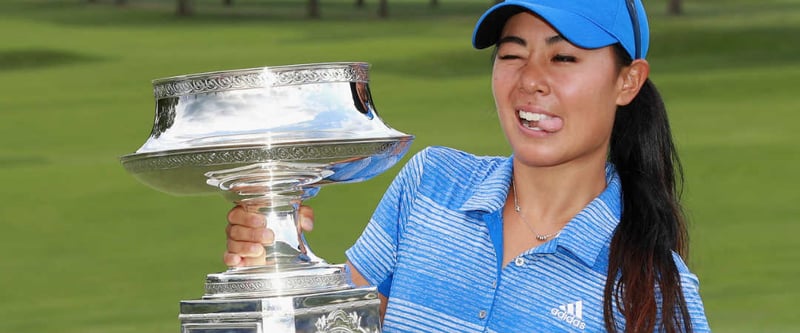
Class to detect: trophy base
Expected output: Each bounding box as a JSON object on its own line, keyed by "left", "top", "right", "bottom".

{"left": 180, "top": 287, "right": 382, "bottom": 333}
{"left": 204, "top": 263, "right": 352, "bottom": 299}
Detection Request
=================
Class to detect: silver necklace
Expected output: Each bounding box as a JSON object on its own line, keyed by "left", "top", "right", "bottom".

{"left": 511, "top": 178, "right": 563, "bottom": 241}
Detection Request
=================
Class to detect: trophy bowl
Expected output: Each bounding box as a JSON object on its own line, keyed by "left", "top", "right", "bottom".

{"left": 121, "top": 62, "right": 412, "bottom": 332}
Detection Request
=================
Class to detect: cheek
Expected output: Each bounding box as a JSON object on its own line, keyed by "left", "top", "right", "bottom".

{"left": 491, "top": 72, "right": 514, "bottom": 104}
{"left": 561, "top": 70, "right": 620, "bottom": 108}
{"left": 491, "top": 75, "right": 503, "bottom": 106}
{"left": 559, "top": 78, "right": 619, "bottom": 133}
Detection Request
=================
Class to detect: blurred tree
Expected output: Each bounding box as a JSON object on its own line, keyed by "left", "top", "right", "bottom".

{"left": 378, "top": 0, "right": 388, "bottom": 17}
{"left": 115, "top": 0, "right": 126, "bottom": 5}
{"left": 309, "top": 0, "right": 320, "bottom": 18}
{"left": 668, "top": 0, "right": 683, "bottom": 15}
{"left": 157, "top": 0, "right": 509, "bottom": 19}
{"left": 177, "top": 0, "right": 193, "bottom": 16}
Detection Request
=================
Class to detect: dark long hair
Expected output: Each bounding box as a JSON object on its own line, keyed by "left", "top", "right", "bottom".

{"left": 604, "top": 45, "right": 693, "bottom": 333}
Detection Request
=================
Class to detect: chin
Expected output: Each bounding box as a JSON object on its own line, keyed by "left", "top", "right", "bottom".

{"left": 512, "top": 152, "right": 566, "bottom": 168}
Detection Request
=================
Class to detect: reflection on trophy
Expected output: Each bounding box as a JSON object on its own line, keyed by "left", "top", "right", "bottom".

{"left": 121, "top": 62, "right": 413, "bottom": 333}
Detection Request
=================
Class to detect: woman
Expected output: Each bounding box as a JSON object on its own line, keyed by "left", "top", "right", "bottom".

{"left": 225, "top": 0, "right": 710, "bottom": 331}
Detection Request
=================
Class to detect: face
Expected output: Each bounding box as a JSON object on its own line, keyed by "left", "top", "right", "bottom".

{"left": 492, "top": 12, "right": 633, "bottom": 169}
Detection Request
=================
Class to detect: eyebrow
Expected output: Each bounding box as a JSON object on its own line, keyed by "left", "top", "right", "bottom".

{"left": 496, "top": 34, "right": 566, "bottom": 47}
{"left": 496, "top": 35, "right": 526, "bottom": 47}
{"left": 545, "top": 35, "right": 566, "bottom": 45}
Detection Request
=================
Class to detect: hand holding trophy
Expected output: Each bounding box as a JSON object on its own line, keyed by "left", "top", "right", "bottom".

{"left": 121, "top": 63, "right": 413, "bottom": 333}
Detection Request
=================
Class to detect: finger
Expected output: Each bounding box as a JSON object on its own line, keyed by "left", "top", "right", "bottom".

{"left": 229, "top": 225, "right": 274, "bottom": 243}
{"left": 227, "top": 205, "right": 266, "bottom": 228}
{"left": 223, "top": 251, "right": 242, "bottom": 267}
{"left": 227, "top": 239, "right": 265, "bottom": 257}
{"left": 299, "top": 205, "right": 314, "bottom": 232}
{"left": 240, "top": 256, "right": 267, "bottom": 267}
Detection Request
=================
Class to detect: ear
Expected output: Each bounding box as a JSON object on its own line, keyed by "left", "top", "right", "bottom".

{"left": 616, "top": 59, "right": 650, "bottom": 106}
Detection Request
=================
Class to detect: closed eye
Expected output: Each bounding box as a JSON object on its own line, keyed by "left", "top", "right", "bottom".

{"left": 498, "top": 54, "right": 522, "bottom": 60}
{"left": 495, "top": 35, "right": 527, "bottom": 62}
{"left": 553, "top": 54, "right": 576, "bottom": 62}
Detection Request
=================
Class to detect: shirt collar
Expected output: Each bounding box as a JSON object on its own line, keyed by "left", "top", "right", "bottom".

{"left": 457, "top": 156, "right": 513, "bottom": 213}
{"left": 545, "top": 164, "right": 622, "bottom": 267}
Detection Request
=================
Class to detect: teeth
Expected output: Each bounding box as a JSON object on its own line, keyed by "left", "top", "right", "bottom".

{"left": 518, "top": 110, "right": 549, "bottom": 122}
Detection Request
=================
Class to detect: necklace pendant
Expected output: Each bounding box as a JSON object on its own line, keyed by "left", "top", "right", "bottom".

{"left": 536, "top": 235, "right": 547, "bottom": 241}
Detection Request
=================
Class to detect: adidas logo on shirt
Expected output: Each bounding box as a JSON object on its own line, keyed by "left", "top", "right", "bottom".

{"left": 550, "top": 300, "right": 587, "bottom": 330}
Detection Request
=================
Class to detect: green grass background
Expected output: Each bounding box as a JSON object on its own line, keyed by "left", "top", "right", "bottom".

{"left": 1, "top": 0, "right": 798, "bottom": 331}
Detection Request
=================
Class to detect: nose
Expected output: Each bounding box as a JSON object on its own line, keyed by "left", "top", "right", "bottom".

{"left": 518, "top": 62, "right": 550, "bottom": 95}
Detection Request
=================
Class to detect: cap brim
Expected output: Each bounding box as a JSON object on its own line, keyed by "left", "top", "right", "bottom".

{"left": 472, "top": 0, "right": 618, "bottom": 51}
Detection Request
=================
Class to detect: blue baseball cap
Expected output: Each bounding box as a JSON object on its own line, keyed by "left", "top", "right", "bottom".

{"left": 472, "top": 0, "right": 650, "bottom": 60}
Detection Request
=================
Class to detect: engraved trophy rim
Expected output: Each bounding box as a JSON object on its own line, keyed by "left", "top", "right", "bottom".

{"left": 152, "top": 62, "right": 369, "bottom": 85}
{"left": 151, "top": 61, "right": 370, "bottom": 99}
{"left": 120, "top": 135, "right": 412, "bottom": 164}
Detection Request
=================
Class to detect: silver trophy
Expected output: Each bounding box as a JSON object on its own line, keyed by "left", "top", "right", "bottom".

{"left": 121, "top": 62, "right": 413, "bottom": 333}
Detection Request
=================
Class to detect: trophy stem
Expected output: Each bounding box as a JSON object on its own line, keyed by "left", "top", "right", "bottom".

{"left": 202, "top": 163, "right": 352, "bottom": 299}
{"left": 244, "top": 202, "right": 317, "bottom": 268}
{"left": 203, "top": 200, "right": 351, "bottom": 299}
{"left": 205, "top": 162, "right": 331, "bottom": 269}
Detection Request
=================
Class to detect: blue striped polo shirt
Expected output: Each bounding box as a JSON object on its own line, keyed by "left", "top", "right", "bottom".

{"left": 346, "top": 146, "right": 710, "bottom": 332}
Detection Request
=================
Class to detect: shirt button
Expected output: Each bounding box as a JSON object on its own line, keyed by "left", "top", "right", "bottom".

{"left": 491, "top": 280, "right": 497, "bottom": 288}
{"left": 478, "top": 310, "right": 487, "bottom": 319}
{"left": 514, "top": 257, "right": 525, "bottom": 266}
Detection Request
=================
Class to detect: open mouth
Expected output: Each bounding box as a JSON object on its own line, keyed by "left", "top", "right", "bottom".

{"left": 518, "top": 110, "right": 548, "bottom": 131}
{"left": 517, "top": 110, "right": 563, "bottom": 133}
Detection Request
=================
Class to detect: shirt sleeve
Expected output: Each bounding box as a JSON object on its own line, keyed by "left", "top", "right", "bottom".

{"left": 679, "top": 272, "right": 711, "bottom": 332}
{"left": 345, "top": 148, "right": 427, "bottom": 296}
{"left": 673, "top": 253, "right": 711, "bottom": 332}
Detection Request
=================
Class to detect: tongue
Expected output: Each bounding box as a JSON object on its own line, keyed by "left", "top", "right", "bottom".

{"left": 537, "top": 117, "right": 564, "bottom": 132}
